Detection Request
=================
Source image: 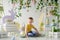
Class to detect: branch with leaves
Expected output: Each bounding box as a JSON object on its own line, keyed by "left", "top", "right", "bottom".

{"left": 11, "top": 0, "right": 18, "bottom": 3}
{"left": 25, "top": 0, "right": 31, "bottom": 8}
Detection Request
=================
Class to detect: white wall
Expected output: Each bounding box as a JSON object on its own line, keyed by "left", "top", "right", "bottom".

{"left": 2, "top": 0, "right": 60, "bottom": 32}
{"left": 2, "top": 0, "right": 41, "bottom": 29}
{"left": 3, "top": 0, "right": 12, "bottom": 15}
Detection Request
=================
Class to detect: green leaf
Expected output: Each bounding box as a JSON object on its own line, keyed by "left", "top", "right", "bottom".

{"left": 11, "top": 0, "right": 13, "bottom": 3}
{"left": 19, "top": 6, "right": 22, "bottom": 10}
{"left": 0, "top": 16, "right": 2, "bottom": 18}
{"left": 52, "top": 19, "right": 55, "bottom": 22}
{"left": 0, "top": 6, "right": 4, "bottom": 11}
{"left": 16, "top": 15, "right": 19, "bottom": 17}
{"left": 18, "top": 13, "right": 22, "bottom": 16}
{"left": 58, "top": 20, "right": 60, "bottom": 23}
{"left": 15, "top": 0, "right": 17, "bottom": 2}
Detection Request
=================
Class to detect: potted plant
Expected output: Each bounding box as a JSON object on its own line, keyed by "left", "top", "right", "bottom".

{"left": 49, "top": 19, "right": 60, "bottom": 38}
{"left": 51, "top": 19, "right": 57, "bottom": 32}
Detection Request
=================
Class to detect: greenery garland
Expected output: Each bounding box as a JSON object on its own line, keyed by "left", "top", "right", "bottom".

{"left": 11, "top": 0, "right": 59, "bottom": 18}
{"left": 50, "top": 7, "right": 60, "bottom": 27}
{"left": 36, "top": 0, "right": 42, "bottom": 10}
{"left": 11, "top": 0, "right": 58, "bottom": 10}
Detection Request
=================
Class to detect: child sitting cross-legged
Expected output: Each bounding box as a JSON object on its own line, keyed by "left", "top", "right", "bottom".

{"left": 25, "top": 17, "right": 40, "bottom": 37}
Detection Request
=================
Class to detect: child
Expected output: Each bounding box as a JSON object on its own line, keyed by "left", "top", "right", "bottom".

{"left": 25, "top": 17, "right": 39, "bottom": 37}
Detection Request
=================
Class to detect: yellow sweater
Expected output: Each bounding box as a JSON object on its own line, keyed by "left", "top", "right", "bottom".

{"left": 26, "top": 24, "right": 34, "bottom": 32}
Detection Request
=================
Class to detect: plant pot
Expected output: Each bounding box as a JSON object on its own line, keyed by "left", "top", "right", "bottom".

{"left": 49, "top": 32, "right": 60, "bottom": 38}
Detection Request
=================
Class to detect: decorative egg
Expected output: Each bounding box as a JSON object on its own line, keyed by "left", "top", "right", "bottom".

{"left": 20, "top": 31, "right": 25, "bottom": 38}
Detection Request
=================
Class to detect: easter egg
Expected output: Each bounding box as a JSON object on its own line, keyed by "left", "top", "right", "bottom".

{"left": 20, "top": 31, "right": 25, "bottom": 38}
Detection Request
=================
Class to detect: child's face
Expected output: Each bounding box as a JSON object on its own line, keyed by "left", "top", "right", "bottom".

{"left": 28, "top": 19, "right": 33, "bottom": 23}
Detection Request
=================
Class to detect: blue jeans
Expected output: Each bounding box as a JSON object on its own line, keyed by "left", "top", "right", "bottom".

{"left": 27, "top": 31, "right": 37, "bottom": 37}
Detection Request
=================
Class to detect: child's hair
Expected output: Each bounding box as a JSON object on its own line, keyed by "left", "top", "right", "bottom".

{"left": 29, "top": 17, "right": 33, "bottom": 20}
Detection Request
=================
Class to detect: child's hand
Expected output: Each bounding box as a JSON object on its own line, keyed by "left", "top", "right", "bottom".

{"left": 26, "top": 35, "right": 29, "bottom": 40}
{"left": 27, "top": 38, "right": 29, "bottom": 40}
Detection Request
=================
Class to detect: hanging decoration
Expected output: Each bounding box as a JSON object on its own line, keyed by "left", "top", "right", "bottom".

{"left": 54, "top": 0, "right": 58, "bottom": 6}
{"left": 19, "top": 0, "right": 24, "bottom": 10}
{"left": 20, "top": 0, "right": 24, "bottom": 6}
{"left": 46, "top": 0, "right": 51, "bottom": 6}
{"left": 11, "top": 0, "right": 18, "bottom": 9}
{"left": 11, "top": 0, "right": 59, "bottom": 10}
{"left": 46, "top": 0, "right": 48, "bottom": 5}
{"left": 50, "top": 6, "right": 60, "bottom": 27}
{"left": 16, "top": 13, "right": 22, "bottom": 18}
{"left": 10, "top": 0, "right": 59, "bottom": 19}
{"left": 50, "top": 0, "right": 58, "bottom": 6}
{"left": 36, "top": 0, "right": 44, "bottom": 10}
{"left": 36, "top": 0, "right": 40, "bottom": 10}
{"left": 11, "top": 0, "right": 23, "bottom": 18}
{"left": 25, "top": 0, "right": 31, "bottom": 8}
{"left": 32, "top": 0, "right": 36, "bottom": 5}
